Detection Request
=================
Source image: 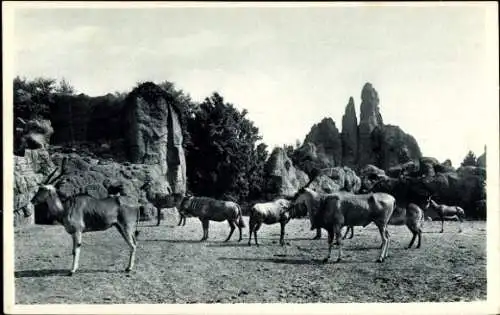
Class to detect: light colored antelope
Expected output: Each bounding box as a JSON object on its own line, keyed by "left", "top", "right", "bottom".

{"left": 308, "top": 192, "right": 396, "bottom": 263}
{"left": 248, "top": 199, "right": 292, "bottom": 246}
{"left": 30, "top": 157, "right": 140, "bottom": 276}
{"left": 179, "top": 195, "right": 245, "bottom": 242}
{"left": 425, "top": 197, "right": 465, "bottom": 233}
{"left": 140, "top": 180, "right": 184, "bottom": 226}
{"left": 342, "top": 203, "right": 424, "bottom": 249}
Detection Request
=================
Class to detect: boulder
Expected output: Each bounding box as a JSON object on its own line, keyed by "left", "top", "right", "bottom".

{"left": 341, "top": 97, "right": 358, "bottom": 170}
{"left": 124, "top": 82, "right": 187, "bottom": 195}
{"left": 357, "top": 83, "right": 383, "bottom": 167}
{"left": 359, "top": 164, "right": 387, "bottom": 191}
{"left": 14, "top": 149, "right": 54, "bottom": 225}
{"left": 372, "top": 125, "right": 422, "bottom": 170}
{"left": 303, "top": 117, "right": 342, "bottom": 167}
{"left": 264, "top": 147, "right": 309, "bottom": 198}
{"left": 15, "top": 118, "right": 54, "bottom": 156}
{"left": 318, "top": 166, "right": 362, "bottom": 193}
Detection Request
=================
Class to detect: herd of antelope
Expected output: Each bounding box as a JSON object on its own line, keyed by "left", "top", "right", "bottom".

{"left": 30, "top": 157, "right": 467, "bottom": 276}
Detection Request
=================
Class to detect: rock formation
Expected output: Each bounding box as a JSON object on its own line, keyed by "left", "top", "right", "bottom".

{"left": 341, "top": 97, "right": 358, "bottom": 170}
{"left": 15, "top": 118, "right": 54, "bottom": 156}
{"left": 303, "top": 117, "right": 342, "bottom": 168}
{"left": 309, "top": 166, "right": 361, "bottom": 194}
{"left": 124, "top": 82, "right": 187, "bottom": 195}
{"left": 372, "top": 125, "right": 422, "bottom": 170}
{"left": 264, "top": 147, "right": 309, "bottom": 198}
{"left": 357, "top": 83, "right": 383, "bottom": 167}
{"left": 14, "top": 149, "right": 54, "bottom": 225}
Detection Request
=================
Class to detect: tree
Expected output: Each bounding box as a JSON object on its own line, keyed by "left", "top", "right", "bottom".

{"left": 14, "top": 76, "right": 57, "bottom": 120}
{"left": 54, "top": 78, "right": 75, "bottom": 95}
{"left": 461, "top": 150, "right": 478, "bottom": 167}
{"left": 185, "top": 92, "right": 266, "bottom": 202}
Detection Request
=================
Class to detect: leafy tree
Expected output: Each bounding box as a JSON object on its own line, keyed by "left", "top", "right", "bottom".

{"left": 461, "top": 150, "right": 478, "bottom": 167}
{"left": 185, "top": 92, "right": 266, "bottom": 202}
{"left": 13, "top": 76, "right": 57, "bottom": 120}
{"left": 54, "top": 78, "right": 76, "bottom": 95}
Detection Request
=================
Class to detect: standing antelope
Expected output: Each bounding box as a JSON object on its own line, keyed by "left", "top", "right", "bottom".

{"left": 307, "top": 191, "right": 396, "bottom": 263}
{"left": 179, "top": 195, "right": 245, "bottom": 242}
{"left": 248, "top": 199, "right": 292, "bottom": 246}
{"left": 140, "top": 180, "right": 185, "bottom": 226}
{"left": 30, "top": 158, "right": 141, "bottom": 276}
{"left": 425, "top": 197, "right": 465, "bottom": 233}
{"left": 342, "top": 203, "right": 425, "bottom": 249}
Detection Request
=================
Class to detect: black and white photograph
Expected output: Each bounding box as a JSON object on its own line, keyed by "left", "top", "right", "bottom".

{"left": 3, "top": 1, "right": 499, "bottom": 314}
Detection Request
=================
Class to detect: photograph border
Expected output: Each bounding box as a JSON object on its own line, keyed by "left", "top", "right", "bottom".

{"left": 3, "top": 2, "right": 499, "bottom": 314}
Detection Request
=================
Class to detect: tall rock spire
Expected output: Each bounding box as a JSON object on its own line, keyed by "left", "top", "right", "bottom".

{"left": 341, "top": 97, "right": 358, "bottom": 169}
{"left": 358, "top": 82, "right": 384, "bottom": 168}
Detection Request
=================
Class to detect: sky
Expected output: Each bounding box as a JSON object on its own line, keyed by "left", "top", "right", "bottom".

{"left": 9, "top": 2, "right": 499, "bottom": 167}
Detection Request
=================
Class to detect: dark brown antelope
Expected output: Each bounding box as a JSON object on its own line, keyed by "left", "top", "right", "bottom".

{"left": 309, "top": 192, "right": 396, "bottom": 263}
{"left": 30, "top": 157, "right": 141, "bottom": 276}
{"left": 140, "top": 180, "right": 184, "bottom": 226}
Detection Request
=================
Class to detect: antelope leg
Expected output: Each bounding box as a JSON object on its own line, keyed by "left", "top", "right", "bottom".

{"left": 69, "top": 231, "right": 82, "bottom": 275}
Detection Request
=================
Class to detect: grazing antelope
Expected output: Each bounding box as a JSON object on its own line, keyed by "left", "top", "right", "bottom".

{"left": 425, "top": 197, "right": 465, "bottom": 233}
{"left": 248, "top": 199, "right": 292, "bottom": 246}
{"left": 179, "top": 195, "right": 245, "bottom": 242}
{"left": 140, "top": 180, "right": 185, "bottom": 226}
{"left": 307, "top": 192, "right": 396, "bottom": 263}
{"left": 30, "top": 157, "right": 141, "bottom": 276}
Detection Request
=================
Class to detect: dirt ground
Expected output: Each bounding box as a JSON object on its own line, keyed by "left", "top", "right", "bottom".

{"left": 14, "top": 210, "right": 486, "bottom": 304}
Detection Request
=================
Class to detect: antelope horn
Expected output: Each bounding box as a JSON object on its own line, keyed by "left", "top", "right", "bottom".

{"left": 48, "top": 157, "right": 68, "bottom": 185}
{"left": 43, "top": 167, "right": 59, "bottom": 184}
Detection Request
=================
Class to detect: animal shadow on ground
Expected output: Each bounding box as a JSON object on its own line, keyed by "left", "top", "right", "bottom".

{"left": 15, "top": 269, "right": 123, "bottom": 278}
{"left": 141, "top": 239, "right": 203, "bottom": 244}
{"left": 218, "top": 256, "right": 324, "bottom": 265}
{"left": 205, "top": 242, "right": 250, "bottom": 248}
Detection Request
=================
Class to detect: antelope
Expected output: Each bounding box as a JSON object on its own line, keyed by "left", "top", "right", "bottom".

{"left": 308, "top": 192, "right": 396, "bottom": 263}
{"left": 30, "top": 157, "right": 141, "bottom": 276}
{"left": 140, "top": 180, "right": 185, "bottom": 226}
{"left": 248, "top": 199, "right": 292, "bottom": 247}
{"left": 342, "top": 202, "right": 425, "bottom": 249}
{"left": 179, "top": 195, "right": 245, "bottom": 242}
{"left": 425, "top": 197, "right": 465, "bottom": 233}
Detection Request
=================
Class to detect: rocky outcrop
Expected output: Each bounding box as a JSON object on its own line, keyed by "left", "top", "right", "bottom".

{"left": 264, "top": 147, "right": 309, "bottom": 198}
{"left": 14, "top": 149, "right": 54, "bottom": 225}
{"left": 341, "top": 97, "right": 358, "bottom": 170}
{"left": 309, "top": 166, "right": 361, "bottom": 194}
{"left": 33, "top": 153, "right": 169, "bottom": 223}
{"left": 357, "top": 83, "right": 383, "bottom": 167}
{"left": 303, "top": 117, "right": 342, "bottom": 167}
{"left": 15, "top": 119, "right": 54, "bottom": 156}
{"left": 372, "top": 125, "right": 422, "bottom": 170}
{"left": 367, "top": 163, "right": 486, "bottom": 219}
{"left": 359, "top": 164, "right": 388, "bottom": 191}
{"left": 124, "top": 82, "right": 186, "bottom": 195}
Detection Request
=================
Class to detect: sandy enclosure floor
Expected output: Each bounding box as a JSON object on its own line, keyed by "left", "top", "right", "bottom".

{"left": 13, "top": 211, "right": 486, "bottom": 304}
